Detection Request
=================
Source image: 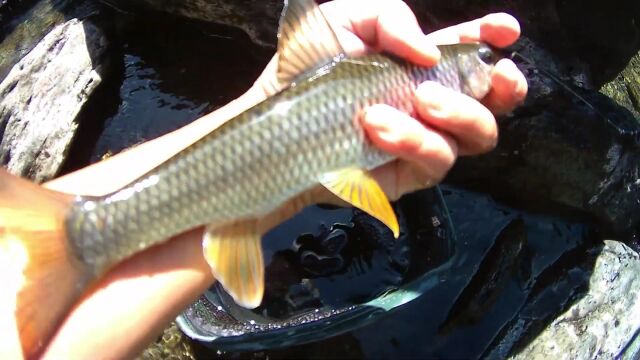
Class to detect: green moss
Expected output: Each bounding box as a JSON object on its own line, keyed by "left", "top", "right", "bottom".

{"left": 137, "top": 322, "right": 196, "bottom": 360}
{"left": 600, "top": 51, "right": 640, "bottom": 122}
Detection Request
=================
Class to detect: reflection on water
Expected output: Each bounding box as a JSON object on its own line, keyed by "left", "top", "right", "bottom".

{"left": 88, "top": 15, "right": 271, "bottom": 163}
{"left": 89, "top": 52, "right": 209, "bottom": 161}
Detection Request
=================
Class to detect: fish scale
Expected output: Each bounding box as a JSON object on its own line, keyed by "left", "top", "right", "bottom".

{"left": 64, "top": 47, "right": 495, "bottom": 274}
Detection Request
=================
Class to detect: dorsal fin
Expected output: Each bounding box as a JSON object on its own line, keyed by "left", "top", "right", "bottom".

{"left": 276, "top": 0, "right": 345, "bottom": 85}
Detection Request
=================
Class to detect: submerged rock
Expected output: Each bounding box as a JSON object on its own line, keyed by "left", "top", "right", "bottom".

{"left": 506, "top": 241, "right": 640, "bottom": 359}
{"left": 0, "top": 17, "right": 109, "bottom": 181}
{"left": 138, "top": 322, "right": 196, "bottom": 360}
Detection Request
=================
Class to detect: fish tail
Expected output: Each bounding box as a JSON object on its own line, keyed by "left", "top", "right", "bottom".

{"left": 0, "top": 169, "right": 91, "bottom": 358}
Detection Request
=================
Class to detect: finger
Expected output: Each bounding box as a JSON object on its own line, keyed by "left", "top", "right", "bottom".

{"left": 371, "top": 160, "right": 438, "bottom": 201}
{"left": 426, "top": 13, "right": 520, "bottom": 47}
{"left": 362, "top": 104, "right": 458, "bottom": 182}
{"left": 0, "top": 242, "right": 26, "bottom": 360}
{"left": 482, "top": 59, "right": 528, "bottom": 114}
{"left": 372, "top": 1, "right": 440, "bottom": 65}
{"left": 325, "top": 0, "right": 440, "bottom": 65}
{"left": 414, "top": 82, "right": 497, "bottom": 155}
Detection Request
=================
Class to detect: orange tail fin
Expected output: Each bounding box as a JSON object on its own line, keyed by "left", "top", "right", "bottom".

{"left": 0, "top": 169, "right": 91, "bottom": 359}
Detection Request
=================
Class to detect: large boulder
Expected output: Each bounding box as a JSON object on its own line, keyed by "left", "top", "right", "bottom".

{"left": 0, "top": 18, "right": 109, "bottom": 182}
{"left": 0, "top": 0, "right": 101, "bottom": 81}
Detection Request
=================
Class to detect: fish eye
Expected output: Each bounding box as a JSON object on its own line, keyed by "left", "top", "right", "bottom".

{"left": 478, "top": 46, "right": 497, "bottom": 65}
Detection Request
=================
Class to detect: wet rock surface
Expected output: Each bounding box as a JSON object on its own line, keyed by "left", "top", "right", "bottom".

{"left": 0, "top": 16, "right": 109, "bottom": 181}
{"left": 505, "top": 241, "right": 640, "bottom": 360}
{"left": 0, "top": 0, "right": 101, "bottom": 82}
{"left": 601, "top": 52, "right": 640, "bottom": 120}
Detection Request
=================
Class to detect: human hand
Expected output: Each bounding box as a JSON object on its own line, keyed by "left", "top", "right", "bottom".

{"left": 364, "top": 9, "right": 527, "bottom": 201}
{"left": 245, "top": 1, "right": 527, "bottom": 204}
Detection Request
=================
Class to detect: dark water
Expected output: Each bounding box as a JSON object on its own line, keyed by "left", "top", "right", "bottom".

{"left": 61, "top": 11, "right": 271, "bottom": 172}
{"left": 177, "top": 188, "right": 457, "bottom": 350}
{"left": 61, "top": 8, "right": 601, "bottom": 359}
{"left": 185, "top": 186, "right": 596, "bottom": 359}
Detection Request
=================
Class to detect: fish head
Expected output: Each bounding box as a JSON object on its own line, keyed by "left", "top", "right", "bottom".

{"left": 454, "top": 43, "right": 501, "bottom": 99}
{"left": 418, "top": 43, "right": 501, "bottom": 100}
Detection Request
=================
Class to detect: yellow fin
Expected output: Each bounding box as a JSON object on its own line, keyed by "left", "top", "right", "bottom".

{"left": 203, "top": 220, "right": 265, "bottom": 309}
{"left": 319, "top": 167, "right": 400, "bottom": 238}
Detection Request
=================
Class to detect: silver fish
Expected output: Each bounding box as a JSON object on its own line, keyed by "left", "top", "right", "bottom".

{"left": 0, "top": 0, "right": 499, "bottom": 357}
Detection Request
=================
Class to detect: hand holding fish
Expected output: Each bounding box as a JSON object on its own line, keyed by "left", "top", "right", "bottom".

{"left": 1, "top": 0, "right": 526, "bottom": 359}
{"left": 248, "top": 3, "right": 527, "bottom": 203}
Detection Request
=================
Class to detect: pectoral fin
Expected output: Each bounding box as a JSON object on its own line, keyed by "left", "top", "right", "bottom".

{"left": 319, "top": 167, "right": 400, "bottom": 238}
{"left": 203, "top": 220, "right": 264, "bottom": 309}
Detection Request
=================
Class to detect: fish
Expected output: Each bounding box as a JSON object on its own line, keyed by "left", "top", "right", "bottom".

{"left": 0, "top": 0, "right": 499, "bottom": 357}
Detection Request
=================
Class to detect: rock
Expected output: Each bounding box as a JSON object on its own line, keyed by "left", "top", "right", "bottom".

{"left": 601, "top": 51, "right": 640, "bottom": 120}
{"left": 139, "top": 322, "right": 196, "bottom": 360}
{"left": 507, "top": 241, "right": 640, "bottom": 359}
{"left": 106, "top": 0, "right": 281, "bottom": 46}
{"left": 0, "top": 18, "right": 109, "bottom": 182}
{"left": 447, "top": 36, "right": 640, "bottom": 244}
{"left": 0, "top": 0, "right": 102, "bottom": 82}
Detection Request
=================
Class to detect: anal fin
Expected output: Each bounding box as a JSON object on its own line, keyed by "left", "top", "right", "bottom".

{"left": 203, "top": 220, "right": 265, "bottom": 309}
{"left": 320, "top": 167, "right": 400, "bottom": 238}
